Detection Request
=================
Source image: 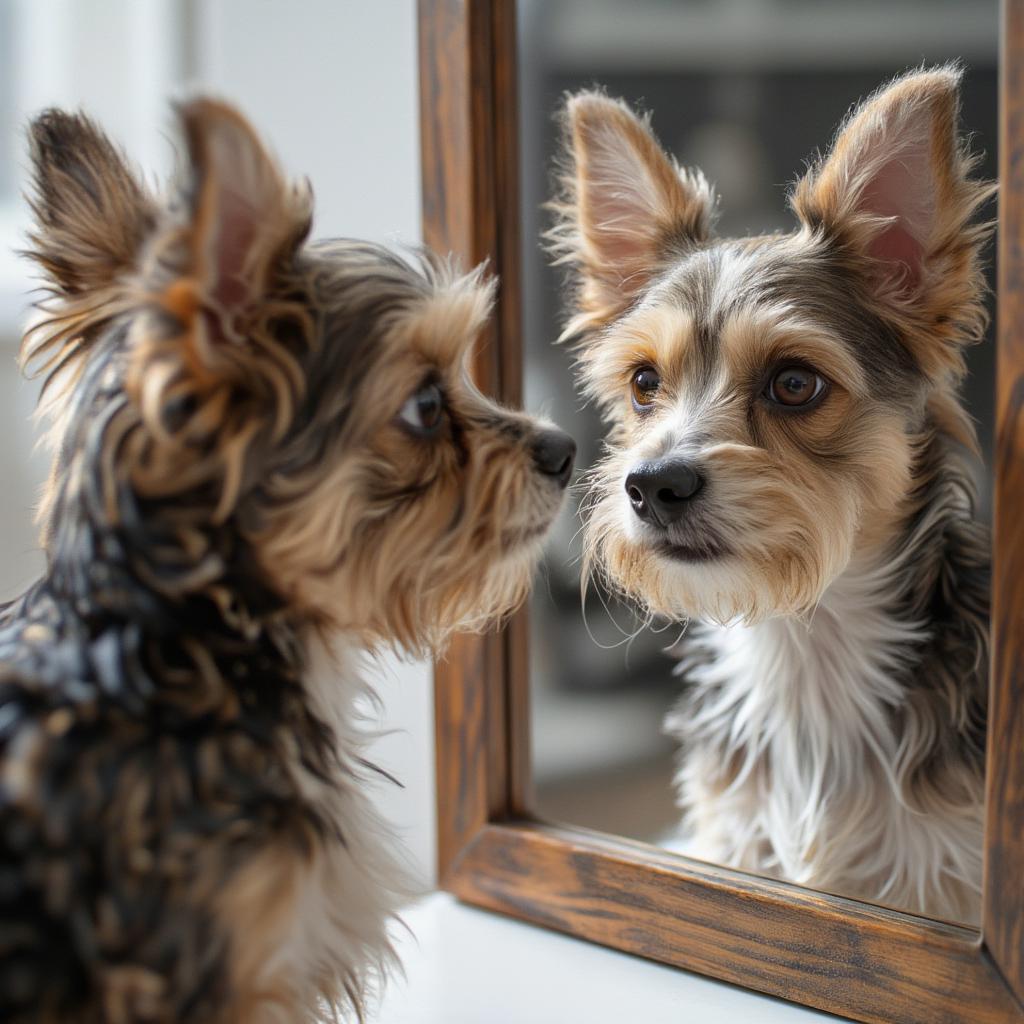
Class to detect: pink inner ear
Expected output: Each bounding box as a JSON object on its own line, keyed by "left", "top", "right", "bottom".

{"left": 866, "top": 220, "right": 923, "bottom": 290}
{"left": 590, "top": 187, "right": 652, "bottom": 265}
{"left": 580, "top": 126, "right": 671, "bottom": 278}
{"left": 209, "top": 187, "right": 258, "bottom": 312}
{"left": 857, "top": 146, "right": 933, "bottom": 292}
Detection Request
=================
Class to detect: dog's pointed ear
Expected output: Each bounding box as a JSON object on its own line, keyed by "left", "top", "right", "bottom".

{"left": 26, "top": 109, "right": 156, "bottom": 295}
{"left": 174, "top": 98, "right": 311, "bottom": 328}
{"left": 126, "top": 100, "right": 314, "bottom": 521}
{"left": 549, "top": 91, "right": 716, "bottom": 335}
{"left": 791, "top": 67, "right": 994, "bottom": 374}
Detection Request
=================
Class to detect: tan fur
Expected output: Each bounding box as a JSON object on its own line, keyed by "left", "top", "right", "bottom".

{"left": 554, "top": 69, "right": 992, "bottom": 920}
{"left": 215, "top": 846, "right": 307, "bottom": 1020}
{"left": 248, "top": 272, "right": 557, "bottom": 652}
{"left": 26, "top": 109, "right": 157, "bottom": 297}
{"left": 9, "top": 99, "right": 574, "bottom": 1021}
{"left": 580, "top": 298, "right": 913, "bottom": 624}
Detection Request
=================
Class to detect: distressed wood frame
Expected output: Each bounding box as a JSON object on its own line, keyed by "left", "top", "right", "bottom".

{"left": 420, "top": 1, "right": 1024, "bottom": 1020}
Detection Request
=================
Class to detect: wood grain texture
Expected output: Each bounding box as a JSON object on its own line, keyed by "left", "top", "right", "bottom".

{"left": 422, "top": 0, "right": 1024, "bottom": 1020}
{"left": 419, "top": 0, "right": 526, "bottom": 882}
{"left": 452, "top": 822, "right": 1021, "bottom": 1024}
{"left": 986, "top": 0, "right": 1024, "bottom": 1006}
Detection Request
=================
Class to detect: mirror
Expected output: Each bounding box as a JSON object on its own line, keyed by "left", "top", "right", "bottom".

{"left": 522, "top": 0, "right": 997, "bottom": 925}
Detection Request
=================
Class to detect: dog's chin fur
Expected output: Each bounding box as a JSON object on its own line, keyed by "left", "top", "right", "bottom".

{"left": 553, "top": 66, "right": 991, "bottom": 923}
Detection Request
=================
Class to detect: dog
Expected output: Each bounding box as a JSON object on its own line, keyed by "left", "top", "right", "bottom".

{"left": 550, "top": 66, "right": 991, "bottom": 923}
{"left": 0, "top": 99, "right": 575, "bottom": 1022}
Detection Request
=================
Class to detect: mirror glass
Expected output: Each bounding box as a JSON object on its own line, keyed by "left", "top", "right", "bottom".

{"left": 522, "top": 0, "right": 997, "bottom": 924}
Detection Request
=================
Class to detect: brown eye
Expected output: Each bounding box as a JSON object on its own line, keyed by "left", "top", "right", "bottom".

{"left": 399, "top": 381, "right": 445, "bottom": 436}
{"left": 767, "top": 366, "right": 826, "bottom": 408}
{"left": 631, "top": 367, "right": 661, "bottom": 410}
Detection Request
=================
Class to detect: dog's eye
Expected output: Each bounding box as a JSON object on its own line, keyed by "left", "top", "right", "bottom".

{"left": 766, "top": 366, "right": 827, "bottom": 408}
{"left": 631, "top": 367, "right": 661, "bottom": 410}
{"left": 399, "top": 381, "right": 445, "bottom": 436}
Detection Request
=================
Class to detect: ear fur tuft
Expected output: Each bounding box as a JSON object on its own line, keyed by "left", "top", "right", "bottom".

{"left": 547, "top": 90, "right": 717, "bottom": 339}
{"left": 26, "top": 108, "right": 156, "bottom": 295}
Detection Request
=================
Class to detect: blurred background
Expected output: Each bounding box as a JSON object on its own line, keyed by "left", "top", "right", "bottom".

{"left": 521, "top": 0, "right": 999, "bottom": 844}
{"left": 0, "top": 0, "right": 436, "bottom": 883}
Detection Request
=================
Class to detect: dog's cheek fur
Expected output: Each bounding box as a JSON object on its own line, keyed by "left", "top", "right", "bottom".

{"left": 585, "top": 443, "right": 861, "bottom": 625}
{"left": 250, "top": 410, "right": 548, "bottom": 653}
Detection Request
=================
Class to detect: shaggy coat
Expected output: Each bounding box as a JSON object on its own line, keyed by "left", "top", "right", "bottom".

{"left": 0, "top": 101, "right": 573, "bottom": 1021}
{"left": 551, "top": 66, "right": 991, "bottom": 922}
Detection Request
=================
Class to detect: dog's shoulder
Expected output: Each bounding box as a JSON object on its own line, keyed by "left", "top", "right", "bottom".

{"left": 0, "top": 580, "right": 366, "bottom": 1019}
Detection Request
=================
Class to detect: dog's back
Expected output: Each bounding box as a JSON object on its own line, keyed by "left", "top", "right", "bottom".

{"left": 0, "top": 574, "right": 387, "bottom": 1021}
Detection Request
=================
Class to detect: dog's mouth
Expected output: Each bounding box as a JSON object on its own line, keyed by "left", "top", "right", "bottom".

{"left": 655, "top": 538, "right": 727, "bottom": 563}
{"left": 641, "top": 520, "right": 728, "bottom": 563}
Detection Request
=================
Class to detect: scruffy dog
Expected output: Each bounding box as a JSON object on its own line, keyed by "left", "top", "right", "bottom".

{"left": 0, "top": 100, "right": 575, "bottom": 1021}
{"left": 551, "top": 67, "right": 991, "bottom": 923}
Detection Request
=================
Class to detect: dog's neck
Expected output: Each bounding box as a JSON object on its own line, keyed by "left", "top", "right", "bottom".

{"left": 677, "top": 554, "right": 924, "bottom": 798}
{"left": 674, "top": 423, "right": 989, "bottom": 800}
{"left": 17, "top": 362, "right": 329, "bottom": 729}
{"left": 716, "top": 554, "right": 920, "bottom": 719}
{"left": 669, "top": 496, "right": 989, "bottom": 920}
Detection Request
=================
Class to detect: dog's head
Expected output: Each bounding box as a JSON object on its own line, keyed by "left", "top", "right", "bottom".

{"left": 24, "top": 100, "right": 574, "bottom": 650}
{"left": 551, "top": 67, "right": 992, "bottom": 624}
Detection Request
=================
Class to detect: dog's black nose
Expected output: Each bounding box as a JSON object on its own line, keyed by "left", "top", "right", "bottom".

{"left": 626, "top": 459, "right": 704, "bottom": 526}
{"left": 532, "top": 429, "right": 576, "bottom": 488}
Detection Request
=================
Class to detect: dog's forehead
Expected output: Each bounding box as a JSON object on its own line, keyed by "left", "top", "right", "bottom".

{"left": 402, "top": 284, "right": 490, "bottom": 365}
{"left": 631, "top": 240, "right": 802, "bottom": 382}
{"left": 649, "top": 238, "right": 817, "bottom": 327}
{"left": 641, "top": 236, "right": 921, "bottom": 396}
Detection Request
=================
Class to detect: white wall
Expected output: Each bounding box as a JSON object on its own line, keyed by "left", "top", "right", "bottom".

{"left": 195, "top": 0, "right": 422, "bottom": 245}
{"left": 0, "top": 0, "right": 436, "bottom": 886}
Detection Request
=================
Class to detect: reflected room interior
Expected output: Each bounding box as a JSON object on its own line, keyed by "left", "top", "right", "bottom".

{"left": 522, "top": 0, "right": 996, "bottom": 876}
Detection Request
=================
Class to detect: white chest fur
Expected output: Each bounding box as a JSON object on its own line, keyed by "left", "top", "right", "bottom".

{"left": 665, "top": 563, "right": 984, "bottom": 923}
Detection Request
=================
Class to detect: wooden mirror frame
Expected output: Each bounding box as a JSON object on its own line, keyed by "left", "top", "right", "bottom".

{"left": 420, "top": 2, "right": 1024, "bottom": 1020}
